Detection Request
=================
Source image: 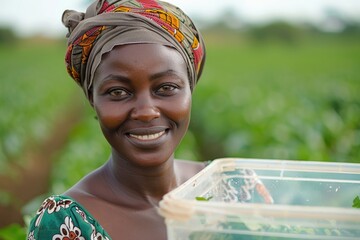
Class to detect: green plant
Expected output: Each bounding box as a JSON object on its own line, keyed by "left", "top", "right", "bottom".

{"left": 353, "top": 196, "right": 360, "bottom": 208}
{"left": 0, "top": 224, "right": 27, "bottom": 240}
{"left": 195, "top": 196, "right": 213, "bottom": 201}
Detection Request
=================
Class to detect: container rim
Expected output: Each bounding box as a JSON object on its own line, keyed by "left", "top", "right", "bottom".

{"left": 159, "top": 158, "right": 360, "bottom": 222}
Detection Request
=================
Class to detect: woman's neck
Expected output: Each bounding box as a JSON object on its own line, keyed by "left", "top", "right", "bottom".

{"left": 102, "top": 154, "right": 178, "bottom": 209}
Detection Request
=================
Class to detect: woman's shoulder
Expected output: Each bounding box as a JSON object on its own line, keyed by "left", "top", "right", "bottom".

{"left": 27, "top": 194, "right": 111, "bottom": 240}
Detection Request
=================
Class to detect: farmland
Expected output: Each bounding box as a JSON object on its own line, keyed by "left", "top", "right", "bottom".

{"left": 0, "top": 29, "right": 359, "bottom": 237}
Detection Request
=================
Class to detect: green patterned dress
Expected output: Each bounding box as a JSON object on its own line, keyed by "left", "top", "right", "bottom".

{"left": 27, "top": 195, "right": 111, "bottom": 240}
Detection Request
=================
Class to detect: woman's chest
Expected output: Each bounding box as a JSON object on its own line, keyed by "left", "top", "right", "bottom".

{"left": 90, "top": 201, "right": 167, "bottom": 240}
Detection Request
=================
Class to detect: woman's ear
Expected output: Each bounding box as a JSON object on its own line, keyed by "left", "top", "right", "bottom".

{"left": 88, "top": 92, "right": 98, "bottom": 120}
{"left": 88, "top": 91, "right": 94, "bottom": 108}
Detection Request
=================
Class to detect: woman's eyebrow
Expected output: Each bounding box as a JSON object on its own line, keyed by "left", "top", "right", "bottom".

{"left": 149, "top": 70, "right": 185, "bottom": 81}
{"left": 98, "top": 74, "right": 131, "bottom": 86}
{"left": 95, "top": 74, "right": 131, "bottom": 90}
{"left": 102, "top": 74, "right": 130, "bottom": 82}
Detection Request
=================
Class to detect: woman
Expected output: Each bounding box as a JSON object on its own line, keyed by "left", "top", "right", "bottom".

{"left": 27, "top": 0, "right": 206, "bottom": 239}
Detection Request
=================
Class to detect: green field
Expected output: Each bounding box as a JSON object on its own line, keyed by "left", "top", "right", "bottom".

{"left": 186, "top": 34, "right": 360, "bottom": 163}
{"left": 0, "top": 32, "right": 359, "bottom": 237}
{"left": 0, "top": 41, "right": 75, "bottom": 167}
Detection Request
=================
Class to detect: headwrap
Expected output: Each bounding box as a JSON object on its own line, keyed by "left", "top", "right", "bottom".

{"left": 62, "top": 0, "right": 206, "bottom": 98}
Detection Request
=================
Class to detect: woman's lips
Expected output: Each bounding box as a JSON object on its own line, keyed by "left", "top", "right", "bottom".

{"left": 125, "top": 126, "right": 169, "bottom": 147}
{"left": 129, "top": 130, "right": 165, "bottom": 141}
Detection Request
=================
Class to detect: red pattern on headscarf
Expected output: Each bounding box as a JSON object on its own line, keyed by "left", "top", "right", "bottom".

{"left": 63, "top": 0, "right": 206, "bottom": 94}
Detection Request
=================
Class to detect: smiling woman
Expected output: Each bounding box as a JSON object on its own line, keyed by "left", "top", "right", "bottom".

{"left": 92, "top": 44, "right": 192, "bottom": 168}
{"left": 26, "top": 0, "right": 206, "bottom": 239}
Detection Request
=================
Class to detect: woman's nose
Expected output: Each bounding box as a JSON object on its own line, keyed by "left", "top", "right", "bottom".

{"left": 130, "top": 95, "right": 160, "bottom": 122}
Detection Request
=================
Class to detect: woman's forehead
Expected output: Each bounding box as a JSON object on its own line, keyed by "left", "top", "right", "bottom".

{"left": 94, "top": 44, "right": 189, "bottom": 83}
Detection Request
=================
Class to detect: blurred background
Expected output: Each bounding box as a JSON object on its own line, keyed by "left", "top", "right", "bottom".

{"left": 0, "top": 0, "right": 359, "bottom": 238}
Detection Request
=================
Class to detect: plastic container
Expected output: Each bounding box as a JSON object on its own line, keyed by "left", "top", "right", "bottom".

{"left": 159, "top": 158, "right": 360, "bottom": 240}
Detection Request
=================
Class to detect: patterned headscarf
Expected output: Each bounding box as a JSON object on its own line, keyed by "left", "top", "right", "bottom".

{"left": 62, "top": 0, "right": 206, "bottom": 98}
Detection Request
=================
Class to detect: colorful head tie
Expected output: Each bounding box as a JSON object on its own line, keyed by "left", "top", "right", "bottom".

{"left": 62, "top": 0, "right": 206, "bottom": 98}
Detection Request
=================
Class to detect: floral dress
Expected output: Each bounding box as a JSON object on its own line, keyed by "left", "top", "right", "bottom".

{"left": 27, "top": 195, "right": 111, "bottom": 240}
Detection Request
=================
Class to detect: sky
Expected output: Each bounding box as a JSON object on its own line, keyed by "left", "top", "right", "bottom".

{"left": 1, "top": 0, "right": 360, "bottom": 37}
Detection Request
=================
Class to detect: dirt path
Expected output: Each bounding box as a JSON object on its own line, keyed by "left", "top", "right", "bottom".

{"left": 0, "top": 97, "right": 84, "bottom": 227}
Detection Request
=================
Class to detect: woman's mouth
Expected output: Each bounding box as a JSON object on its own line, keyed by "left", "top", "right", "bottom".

{"left": 125, "top": 127, "right": 169, "bottom": 148}
{"left": 128, "top": 130, "right": 166, "bottom": 141}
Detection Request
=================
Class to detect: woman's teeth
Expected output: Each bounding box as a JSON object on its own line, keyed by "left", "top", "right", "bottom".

{"left": 129, "top": 130, "right": 165, "bottom": 141}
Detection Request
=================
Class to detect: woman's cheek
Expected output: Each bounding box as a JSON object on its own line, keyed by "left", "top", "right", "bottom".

{"left": 95, "top": 103, "right": 127, "bottom": 130}
{"left": 169, "top": 93, "right": 192, "bottom": 125}
{"left": 178, "top": 92, "right": 192, "bottom": 117}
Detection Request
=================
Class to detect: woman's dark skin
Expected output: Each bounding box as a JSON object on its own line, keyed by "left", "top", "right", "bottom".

{"left": 64, "top": 43, "right": 205, "bottom": 239}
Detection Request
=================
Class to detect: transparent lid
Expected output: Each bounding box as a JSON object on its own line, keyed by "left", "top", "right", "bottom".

{"left": 159, "top": 158, "right": 360, "bottom": 222}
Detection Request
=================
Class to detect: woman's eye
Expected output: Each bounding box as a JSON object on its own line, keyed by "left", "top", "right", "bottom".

{"left": 108, "top": 88, "right": 129, "bottom": 98}
{"left": 156, "top": 84, "right": 178, "bottom": 95}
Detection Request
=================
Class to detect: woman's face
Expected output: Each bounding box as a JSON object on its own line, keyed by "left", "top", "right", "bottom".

{"left": 92, "top": 44, "right": 192, "bottom": 167}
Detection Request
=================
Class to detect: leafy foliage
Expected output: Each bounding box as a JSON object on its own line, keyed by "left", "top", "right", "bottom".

{"left": 353, "top": 196, "right": 360, "bottom": 208}
{"left": 1, "top": 27, "right": 360, "bottom": 239}
{"left": 195, "top": 196, "right": 213, "bottom": 201}
{"left": 184, "top": 33, "right": 360, "bottom": 162}
{"left": 0, "top": 27, "right": 17, "bottom": 45}
{"left": 0, "top": 41, "right": 74, "bottom": 169}
{"left": 0, "top": 224, "right": 27, "bottom": 240}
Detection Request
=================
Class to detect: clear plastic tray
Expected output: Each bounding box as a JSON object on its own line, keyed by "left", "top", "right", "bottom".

{"left": 159, "top": 158, "right": 360, "bottom": 239}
